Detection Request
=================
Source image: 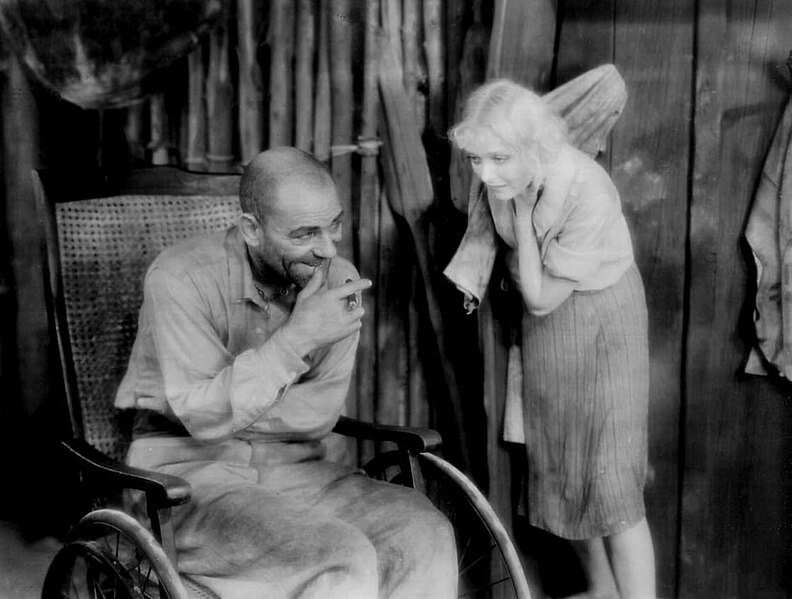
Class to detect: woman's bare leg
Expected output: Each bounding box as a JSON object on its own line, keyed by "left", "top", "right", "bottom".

{"left": 568, "top": 537, "right": 619, "bottom": 599}
{"left": 604, "top": 517, "right": 656, "bottom": 599}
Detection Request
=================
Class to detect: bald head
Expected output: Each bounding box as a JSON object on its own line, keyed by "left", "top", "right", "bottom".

{"left": 239, "top": 147, "right": 335, "bottom": 221}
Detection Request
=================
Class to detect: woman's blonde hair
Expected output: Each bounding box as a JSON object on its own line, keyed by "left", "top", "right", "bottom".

{"left": 449, "top": 79, "right": 569, "bottom": 164}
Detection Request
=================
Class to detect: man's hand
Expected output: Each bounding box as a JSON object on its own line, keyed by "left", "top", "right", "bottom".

{"left": 281, "top": 267, "right": 372, "bottom": 356}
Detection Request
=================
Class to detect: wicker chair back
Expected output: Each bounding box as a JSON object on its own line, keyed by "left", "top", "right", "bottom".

{"left": 37, "top": 173, "right": 241, "bottom": 461}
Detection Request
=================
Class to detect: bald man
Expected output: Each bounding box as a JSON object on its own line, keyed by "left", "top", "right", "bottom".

{"left": 116, "top": 147, "right": 457, "bottom": 598}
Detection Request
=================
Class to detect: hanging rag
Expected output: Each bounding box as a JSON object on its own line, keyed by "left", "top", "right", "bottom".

{"left": 0, "top": 0, "right": 227, "bottom": 109}
{"left": 744, "top": 94, "right": 792, "bottom": 379}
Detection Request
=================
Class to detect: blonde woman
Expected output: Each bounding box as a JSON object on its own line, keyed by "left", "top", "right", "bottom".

{"left": 450, "top": 80, "right": 655, "bottom": 599}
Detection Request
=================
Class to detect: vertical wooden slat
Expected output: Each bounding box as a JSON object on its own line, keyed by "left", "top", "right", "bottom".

{"left": 268, "top": 0, "right": 294, "bottom": 147}
{"left": 402, "top": 0, "right": 426, "bottom": 130}
{"left": 448, "top": 0, "right": 489, "bottom": 212}
{"left": 0, "top": 53, "right": 45, "bottom": 422}
{"left": 487, "top": 0, "right": 556, "bottom": 89}
{"left": 149, "top": 94, "right": 170, "bottom": 165}
{"left": 422, "top": 0, "right": 444, "bottom": 135}
{"left": 444, "top": 0, "right": 467, "bottom": 129}
{"left": 237, "top": 0, "right": 264, "bottom": 163}
{"left": 313, "top": 0, "right": 332, "bottom": 163}
{"left": 206, "top": 15, "right": 234, "bottom": 172}
{"left": 124, "top": 101, "right": 146, "bottom": 165}
{"left": 185, "top": 45, "right": 207, "bottom": 171}
{"left": 329, "top": 0, "right": 355, "bottom": 262}
{"left": 356, "top": 0, "right": 380, "bottom": 463}
{"left": 376, "top": 188, "right": 409, "bottom": 427}
{"left": 406, "top": 262, "right": 429, "bottom": 428}
{"left": 294, "top": 0, "right": 316, "bottom": 152}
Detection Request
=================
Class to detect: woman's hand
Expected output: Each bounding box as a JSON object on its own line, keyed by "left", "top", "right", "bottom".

{"left": 511, "top": 187, "right": 541, "bottom": 245}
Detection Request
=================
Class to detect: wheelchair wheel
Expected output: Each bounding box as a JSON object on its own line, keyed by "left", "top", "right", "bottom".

{"left": 41, "top": 508, "right": 188, "bottom": 599}
{"left": 365, "top": 451, "right": 532, "bottom": 598}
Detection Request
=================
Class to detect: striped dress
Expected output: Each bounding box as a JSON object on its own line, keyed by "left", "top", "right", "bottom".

{"left": 520, "top": 263, "right": 649, "bottom": 539}
{"left": 492, "top": 146, "right": 650, "bottom": 539}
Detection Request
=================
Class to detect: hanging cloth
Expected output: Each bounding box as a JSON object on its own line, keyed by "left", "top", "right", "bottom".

{"left": 744, "top": 94, "right": 792, "bottom": 378}
{"left": 0, "top": 0, "right": 227, "bottom": 109}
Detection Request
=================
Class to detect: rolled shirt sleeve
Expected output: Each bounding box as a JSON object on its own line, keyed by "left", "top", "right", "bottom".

{"left": 540, "top": 189, "right": 634, "bottom": 290}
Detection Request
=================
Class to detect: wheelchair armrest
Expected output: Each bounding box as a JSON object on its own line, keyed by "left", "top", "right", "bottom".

{"left": 332, "top": 416, "right": 442, "bottom": 454}
{"left": 60, "top": 438, "right": 191, "bottom": 508}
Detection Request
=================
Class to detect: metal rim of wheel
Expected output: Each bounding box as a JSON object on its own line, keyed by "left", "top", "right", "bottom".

{"left": 364, "top": 449, "right": 532, "bottom": 599}
{"left": 417, "top": 452, "right": 532, "bottom": 599}
{"left": 41, "top": 508, "right": 188, "bottom": 599}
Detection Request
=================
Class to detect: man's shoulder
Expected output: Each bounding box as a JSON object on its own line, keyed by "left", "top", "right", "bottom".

{"left": 150, "top": 228, "right": 233, "bottom": 280}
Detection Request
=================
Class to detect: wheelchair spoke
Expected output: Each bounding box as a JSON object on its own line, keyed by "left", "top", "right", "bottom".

{"left": 458, "top": 542, "right": 498, "bottom": 577}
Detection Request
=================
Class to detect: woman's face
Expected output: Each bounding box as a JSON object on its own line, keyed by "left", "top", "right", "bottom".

{"left": 462, "top": 129, "right": 539, "bottom": 201}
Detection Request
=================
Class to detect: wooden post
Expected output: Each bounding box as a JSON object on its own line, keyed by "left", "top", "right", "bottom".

{"left": 355, "top": 0, "right": 381, "bottom": 462}
{"left": 329, "top": 0, "right": 355, "bottom": 261}
{"left": 294, "top": 0, "right": 316, "bottom": 152}
{"left": 402, "top": 0, "right": 426, "bottom": 130}
{"left": 313, "top": 0, "right": 332, "bottom": 163}
{"left": 487, "top": 0, "right": 556, "bottom": 89}
{"left": 124, "top": 101, "right": 147, "bottom": 165}
{"left": 149, "top": 93, "right": 170, "bottom": 165}
{"left": 444, "top": 0, "right": 467, "bottom": 123}
{"left": 423, "top": 0, "right": 445, "bottom": 135}
{"left": 448, "top": 0, "right": 489, "bottom": 212}
{"left": 206, "top": 15, "right": 234, "bottom": 172}
{"left": 268, "top": 0, "right": 294, "bottom": 147}
{"left": 376, "top": 187, "right": 409, "bottom": 428}
{"left": 185, "top": 44, "right": 207, "bottom": 171}
{"left": 237, "top": 0, "right": 264, "bottom": 163}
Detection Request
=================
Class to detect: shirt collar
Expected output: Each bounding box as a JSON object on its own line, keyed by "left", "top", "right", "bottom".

{"left": 226, "top": 226, "right": 264, "bottom": 307}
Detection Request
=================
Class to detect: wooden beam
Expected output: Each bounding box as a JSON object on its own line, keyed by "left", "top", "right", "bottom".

{"left": 237, "top": 0, "right": 264, "bottom": 162}
{"left": 268, "top": 0, "right": 294, "bottom": 147}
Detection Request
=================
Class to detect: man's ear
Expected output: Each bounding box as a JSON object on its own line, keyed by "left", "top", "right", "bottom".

{"left": 238, "top": 213, "right": 261, "bottom": 247}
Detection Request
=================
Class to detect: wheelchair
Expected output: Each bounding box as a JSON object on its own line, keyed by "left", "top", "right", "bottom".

{"left": 32, "top": 166, "right": 531, "bottom": 598}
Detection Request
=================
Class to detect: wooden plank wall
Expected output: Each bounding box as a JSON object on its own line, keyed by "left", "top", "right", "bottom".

{"left": 553, "top": 0, "right": 792, "bottom": 597}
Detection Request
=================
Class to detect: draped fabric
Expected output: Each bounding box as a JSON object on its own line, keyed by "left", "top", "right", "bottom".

{"left": 0, "top": 0, "right": 227, "bottom": 109}
{"left": 744, "top": 94, "right": 792, "bottom": 379}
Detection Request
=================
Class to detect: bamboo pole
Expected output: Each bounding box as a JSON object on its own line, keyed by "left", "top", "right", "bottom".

{"left": 185, "top": 44, "right": 207, "bottom": 171}
{"left": 422, "top": 0, "right": 444, "bottom": 135}
{"left": 356, "top": 0, "right": 381, "bottom": 462}
{"left": 313, "top": 0, "right": 332, "bottom": 163}
{"left": 268, "top": 0, "right": 294, "bottom": 147}
{"left": 237, "top": 0, "right": 264, "bottom": 163}
{"left": 329, "top": 0, "right": 354, "bottom": 261}
{"left": 448, "top": 0, "right": 489, "bottom": 212}
{"left": 124, "top": 101, "right": 146, "bottom": 164}
{"left": 376, "top": 188, "right": 409, "bottom": 428}
{"left": 149, "top": 93, "right": 170, "bottom": 165}
{"left": 407, "top": 262, "right": 429, "bottom": 428}
{"left": 402, "top": 0, "right": 426, "bottom": 129}
{"left": 444, "top": 0, "right": 467, "bottom": 123}
{"left": 206, "top": 15, "right": 234, "bottom": 172}
{"left": 294, "top": 0, "right": 316, "bottom": 152}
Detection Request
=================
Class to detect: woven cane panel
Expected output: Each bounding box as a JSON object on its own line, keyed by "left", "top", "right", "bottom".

{"left": 57, "top": 194, "right": 241, "bottom": 461}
